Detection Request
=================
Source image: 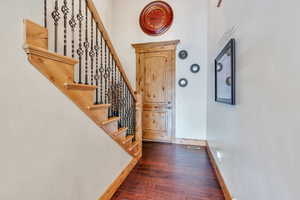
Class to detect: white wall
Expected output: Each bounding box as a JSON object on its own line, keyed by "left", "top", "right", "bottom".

{"left": 0, "top": 0, "right": 131, "bottom": 200}
{"left": 207, "top": 0, "right": 300, "bottom": 199}
{"left": 111, "top": 0, "right": 208, "bottom": 140}
{"left": 94, "top": 0, "right": 113, "bottom": 34}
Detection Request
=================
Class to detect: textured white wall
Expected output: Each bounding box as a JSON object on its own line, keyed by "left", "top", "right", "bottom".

{"left": 207, "top": 0, "right": 300, "bottom": 199}
{"left": 94, "top": 0, "right": 113, "bottom": 34}
{"left": 111, "top": 0, "right": 208, "bottom": 140}
{"left": 0, "top": 0, "right": 131, "bottom": 199}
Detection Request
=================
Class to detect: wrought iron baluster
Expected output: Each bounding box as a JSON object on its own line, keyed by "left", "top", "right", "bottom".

{"left": 99, "top": 32, "right": 104, "bottom": 104}
{"left": 129, "top": 95, "right": 132, "bottom": 134}
{"left": 112, "top": 59, "right": 116, "bottom": 116}
{"left": 107, "top": 52, "right": 112, "bottom": 117}
{"left": 110, "top": 58, "right": 114, "bottom": 115}
{"left": 51, "top": 0, "right": 60, "bottom": 53}
{"left": 44, "top": 0, "right": 47, "bottom": 28}
{"left": 122, "top": 80, "right": 126, "bottom": 129}
{"left": 69, "top": 0, "right": 76, "bottom": 58}
{"left": 84, "top": 1, "right": 89, "bottom": 84}
{"left": 77, "top": 0, "right": 84, "bottom": 83}
{"left": 116, "top": 71, "right": 122, "bottom": 128}
{"left": 125, "top": 86, "right": 129, "bottom": 134}
{"left": 104, "top": 43, "right": 108, "bottom": 104}
{"left": 116, "top": 70, "right": 121, "bottom": 118}
{"left": 61, "top": 0, "right": 69, "bottom": 56}
{"left": 95, "top": 26, "right": 100, "bottom": 104}
{"left": 89, "top": 16, "right": 95, "bottom": 85}
{"left": 109, "top": 51, "right": 114, "bottom": 117}
{"left": 132, "top": 97, "right": 136, "bottom": 136}
{"left": 128, "top": 94, "right": 132, "bottom": 135}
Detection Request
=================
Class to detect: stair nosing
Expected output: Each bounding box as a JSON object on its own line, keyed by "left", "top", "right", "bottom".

{"left": 134, "top": 151, "right": 140, "bottom": 157}
{"left": 23, "top": 44, "right": 78, "bottom": 65}
{"left": 112, "top": 127, "right": 128, "bottom": 137}
{"left": 87, "top": 104, "right": 111, "bottom": 110}
{"left": 123, "top": 135, "right": 134, "bottom": 144}
{"left": 100, "top": 117, "right": 120, "bottom": 126}
{"left": 64, "top": 83, "right": 97, "bottom": 90}
{"left": 129, "top": 141, "right": 139, "bottom": 151}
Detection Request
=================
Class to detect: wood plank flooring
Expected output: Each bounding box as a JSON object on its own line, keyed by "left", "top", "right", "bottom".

{"left": 111, "top": 142, "right": 225, "bottom": 200}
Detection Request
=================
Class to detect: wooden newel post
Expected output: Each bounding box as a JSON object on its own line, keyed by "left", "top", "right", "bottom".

{"left": 135, "top": 91, "right": 143, "bottom": 159}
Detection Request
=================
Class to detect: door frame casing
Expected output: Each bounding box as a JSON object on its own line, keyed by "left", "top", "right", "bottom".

{"left": 132, "top": 40, "right": 180, "bottom": 143}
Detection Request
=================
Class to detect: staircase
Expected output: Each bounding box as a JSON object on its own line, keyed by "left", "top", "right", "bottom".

{"left": 23, "top": 0, "right": 142, "bottom": 159}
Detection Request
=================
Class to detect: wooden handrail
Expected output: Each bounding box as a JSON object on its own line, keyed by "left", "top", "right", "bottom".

{"left": 86, "top": 0, "right": 136, "bottom": 101}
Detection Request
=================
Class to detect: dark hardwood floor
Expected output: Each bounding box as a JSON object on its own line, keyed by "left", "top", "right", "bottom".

{"left": 111, "top": 142, "right": 225, "bottom": 200}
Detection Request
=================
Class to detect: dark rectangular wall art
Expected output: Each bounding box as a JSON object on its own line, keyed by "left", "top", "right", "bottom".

{"left": 215, "top": 38, "right": 236, "bottom": 105}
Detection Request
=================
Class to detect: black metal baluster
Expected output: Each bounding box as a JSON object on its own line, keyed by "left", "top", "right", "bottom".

{"left": 109, "top": 54, "right": 114, "bottom": 117}
{"left": 77, "top": 0, "right": 84, "bottom": 83}
{"left": 84, "top": 0, "right": 89, "bottom": 84}
{"left": 89, "top": 16, "right": 95, "bottom": 85}
{"left": 122, "top": 80, "right": 126, "bottom": 129}
{"left": 61, "top": 0, "right": 69, "bottom": 56}
{"left": 107, "top": 52, "right": 112, "bottom": 117}
{"left": 132, "top": 97, "right": 136, "bottom": 135}
{"left": 95, "top": 26, "right": 100, "bottom": 104}
{"left": 104, "top": 43, "right": 108, "bottom": 104}
{"left": 126, "top": 87, "right": 129, "bottom": 134}
{"left": 128, "top": 95, "right": 132, "bottom": 134}
{"left": 119, "top": 80, "right": 123, "bottom": 128}
{"left": 112, "top": 59, "right": 116, "bottom": 116}
{"left": 117, "top": 71, "right": 122, "bottom": 128}
{"left": 99, "top": 32, "right": 104, "bottom": 104}
{"left": 51, "top": 0, "right": 60, "bottom": 53}
{"left": 128, "top": 94, "right": 132, "bottom": 134}
{"left": 44, "top": 0, "right": 47, "bottom": 28}
{"left": 69, "top": 0, "right": 76, "bottom": 58}
{"left": 116, "top": 70, "right": 121, "bottom": 118}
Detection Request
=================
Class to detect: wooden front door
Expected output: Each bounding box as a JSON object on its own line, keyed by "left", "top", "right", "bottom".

{"left": 133, "top": 41, "right": 179, "bottom": 142}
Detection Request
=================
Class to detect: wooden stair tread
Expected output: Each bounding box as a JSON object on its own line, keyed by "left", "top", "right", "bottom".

{"left": 123, "top": 135, "right": 134, "bottom": 144}
{"left": 23, "top": 44, "right": 78, "bottom": 65}
{"left": 134, "top": 150, "right": 140, "bottom": 157}
{"left": 100, "top": 117, "right": 120, "bottom": 125}
{"left": 112, "top": 127, "right": 128, "bottom": 137}
{"left": 87, "top": 104, "right": 111, "bottom": 110}
{"left": 64, "top": 83, "right": 97, "bottom": 90}
{"left": 129, "top": 141, "right": 139, "bottom": 151}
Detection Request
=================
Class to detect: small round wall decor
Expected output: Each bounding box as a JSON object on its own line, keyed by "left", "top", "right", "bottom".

{"left": 139, "top": 1, "right": 174, "bottom": 36}
{"left": 226, "top": 76, "right": 232, "bottom": 86}
{"left": 178, "top": 78, "right": 188, "bottom": 87}
{"left": 190, "top": 64, "right": 200, "bottom": 73}
{"left": 178, "top": 50, "right": 188, "bottom": 59}
{"left": 216, "top": 63, "right": 223, "bottom": 72}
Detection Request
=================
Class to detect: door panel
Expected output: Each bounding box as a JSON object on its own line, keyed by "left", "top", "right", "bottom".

{"left": 139, "top": 51, "right": 174, "bottom": 142}
{"left": 143, "top": 111, "right": 167, "bottom": 131}
{"left": 144, "top": 55, "right": 168, "bottom": 103}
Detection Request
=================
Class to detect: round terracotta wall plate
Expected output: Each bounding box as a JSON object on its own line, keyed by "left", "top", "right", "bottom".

{"left": 140, "top": 1, "right": 174, "bottom": 36}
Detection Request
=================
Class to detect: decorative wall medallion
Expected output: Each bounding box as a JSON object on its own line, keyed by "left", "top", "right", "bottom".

{"left": 178, "top": 50, "right": 188, "bottom": 59}
{"left": 139, "top": 1, "right": 174, "bottom": 36}
{"left": 178, "top": 78, "right": 188, "bottom": 87}
{"left": 190, "top": 64, "right": 200, "bottom": 73}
